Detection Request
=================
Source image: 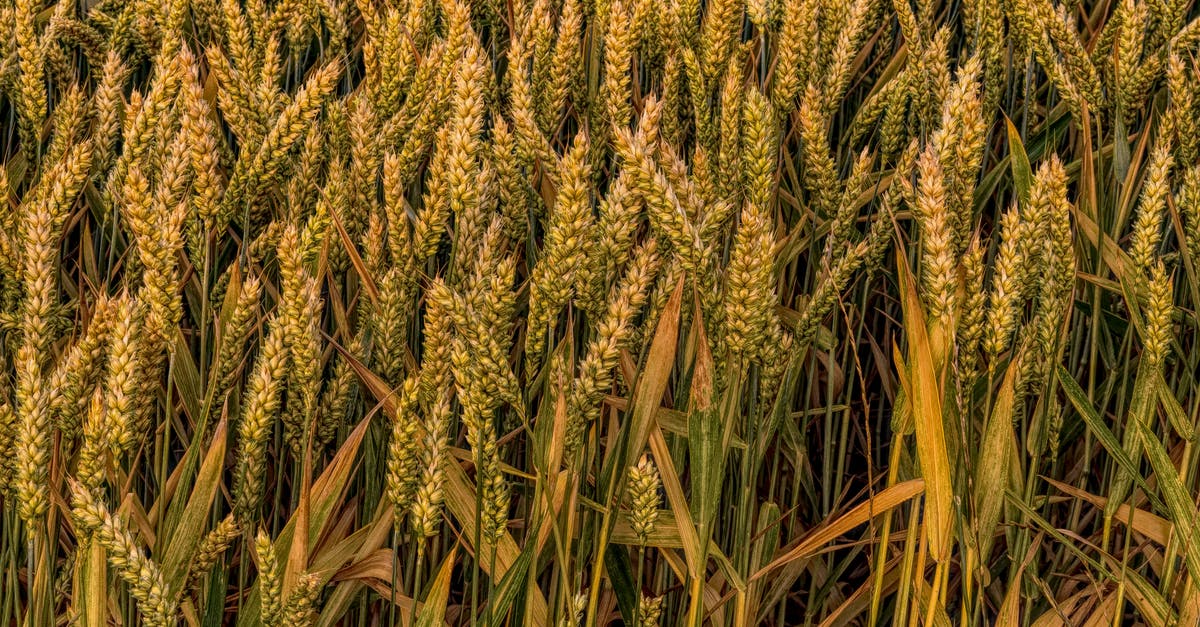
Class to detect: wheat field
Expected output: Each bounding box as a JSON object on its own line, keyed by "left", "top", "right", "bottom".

{"left": 0, "top": 0, "right": 1199, "bottom": 624}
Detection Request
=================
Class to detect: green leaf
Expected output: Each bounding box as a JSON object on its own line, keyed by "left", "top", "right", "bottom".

{"left": 160, "top": 418, "right": 227, "bottom": 589}
{"left": 974, "top": 358, "right": 1020, "bottom": 561}
{"left": 687, "top": 402, "right": 721, "bottom": 530}
{"left": 1056, "top": 365, "right": 1165, "bottom": 512}
{"left": 1008, "top": 491, "right": 1176, "bottom": 623}
{"left": 1131, "top": 418, "right": 1200, "bottom": 595}
{"left": 603, "top": 545, "right": 639, "bottom": 625}
{"left": 172, "top": 328, "right": 204, "bottom": 424}
{"left": 485, "top": 539, "right": 534, "bottom": 626}
{"left": 1157, "top": 372, "right": 1194, "bottom": 441}
{"left": 1105, "top": 359, "right": 1155, "bottom": 522}
{"left": 624, "top": 277, "right": 684, "bottom": 471}
{"left": 1004, "top": 114, "right": 1033, "bottom": 207}
{"left": 1114, "top": 114, "right": 1131, "bottom": 182}
{"left": 687, "top": 297, "right": 721, "bottom": 550}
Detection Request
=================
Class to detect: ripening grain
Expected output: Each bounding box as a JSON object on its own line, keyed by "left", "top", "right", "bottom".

{"left": 0, "top": 0, "right": 1198, "bottom": 625}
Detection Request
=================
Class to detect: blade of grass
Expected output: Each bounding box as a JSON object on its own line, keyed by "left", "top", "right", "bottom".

{"left": 896, "top": 249, "right": 953, "bottom": 562}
